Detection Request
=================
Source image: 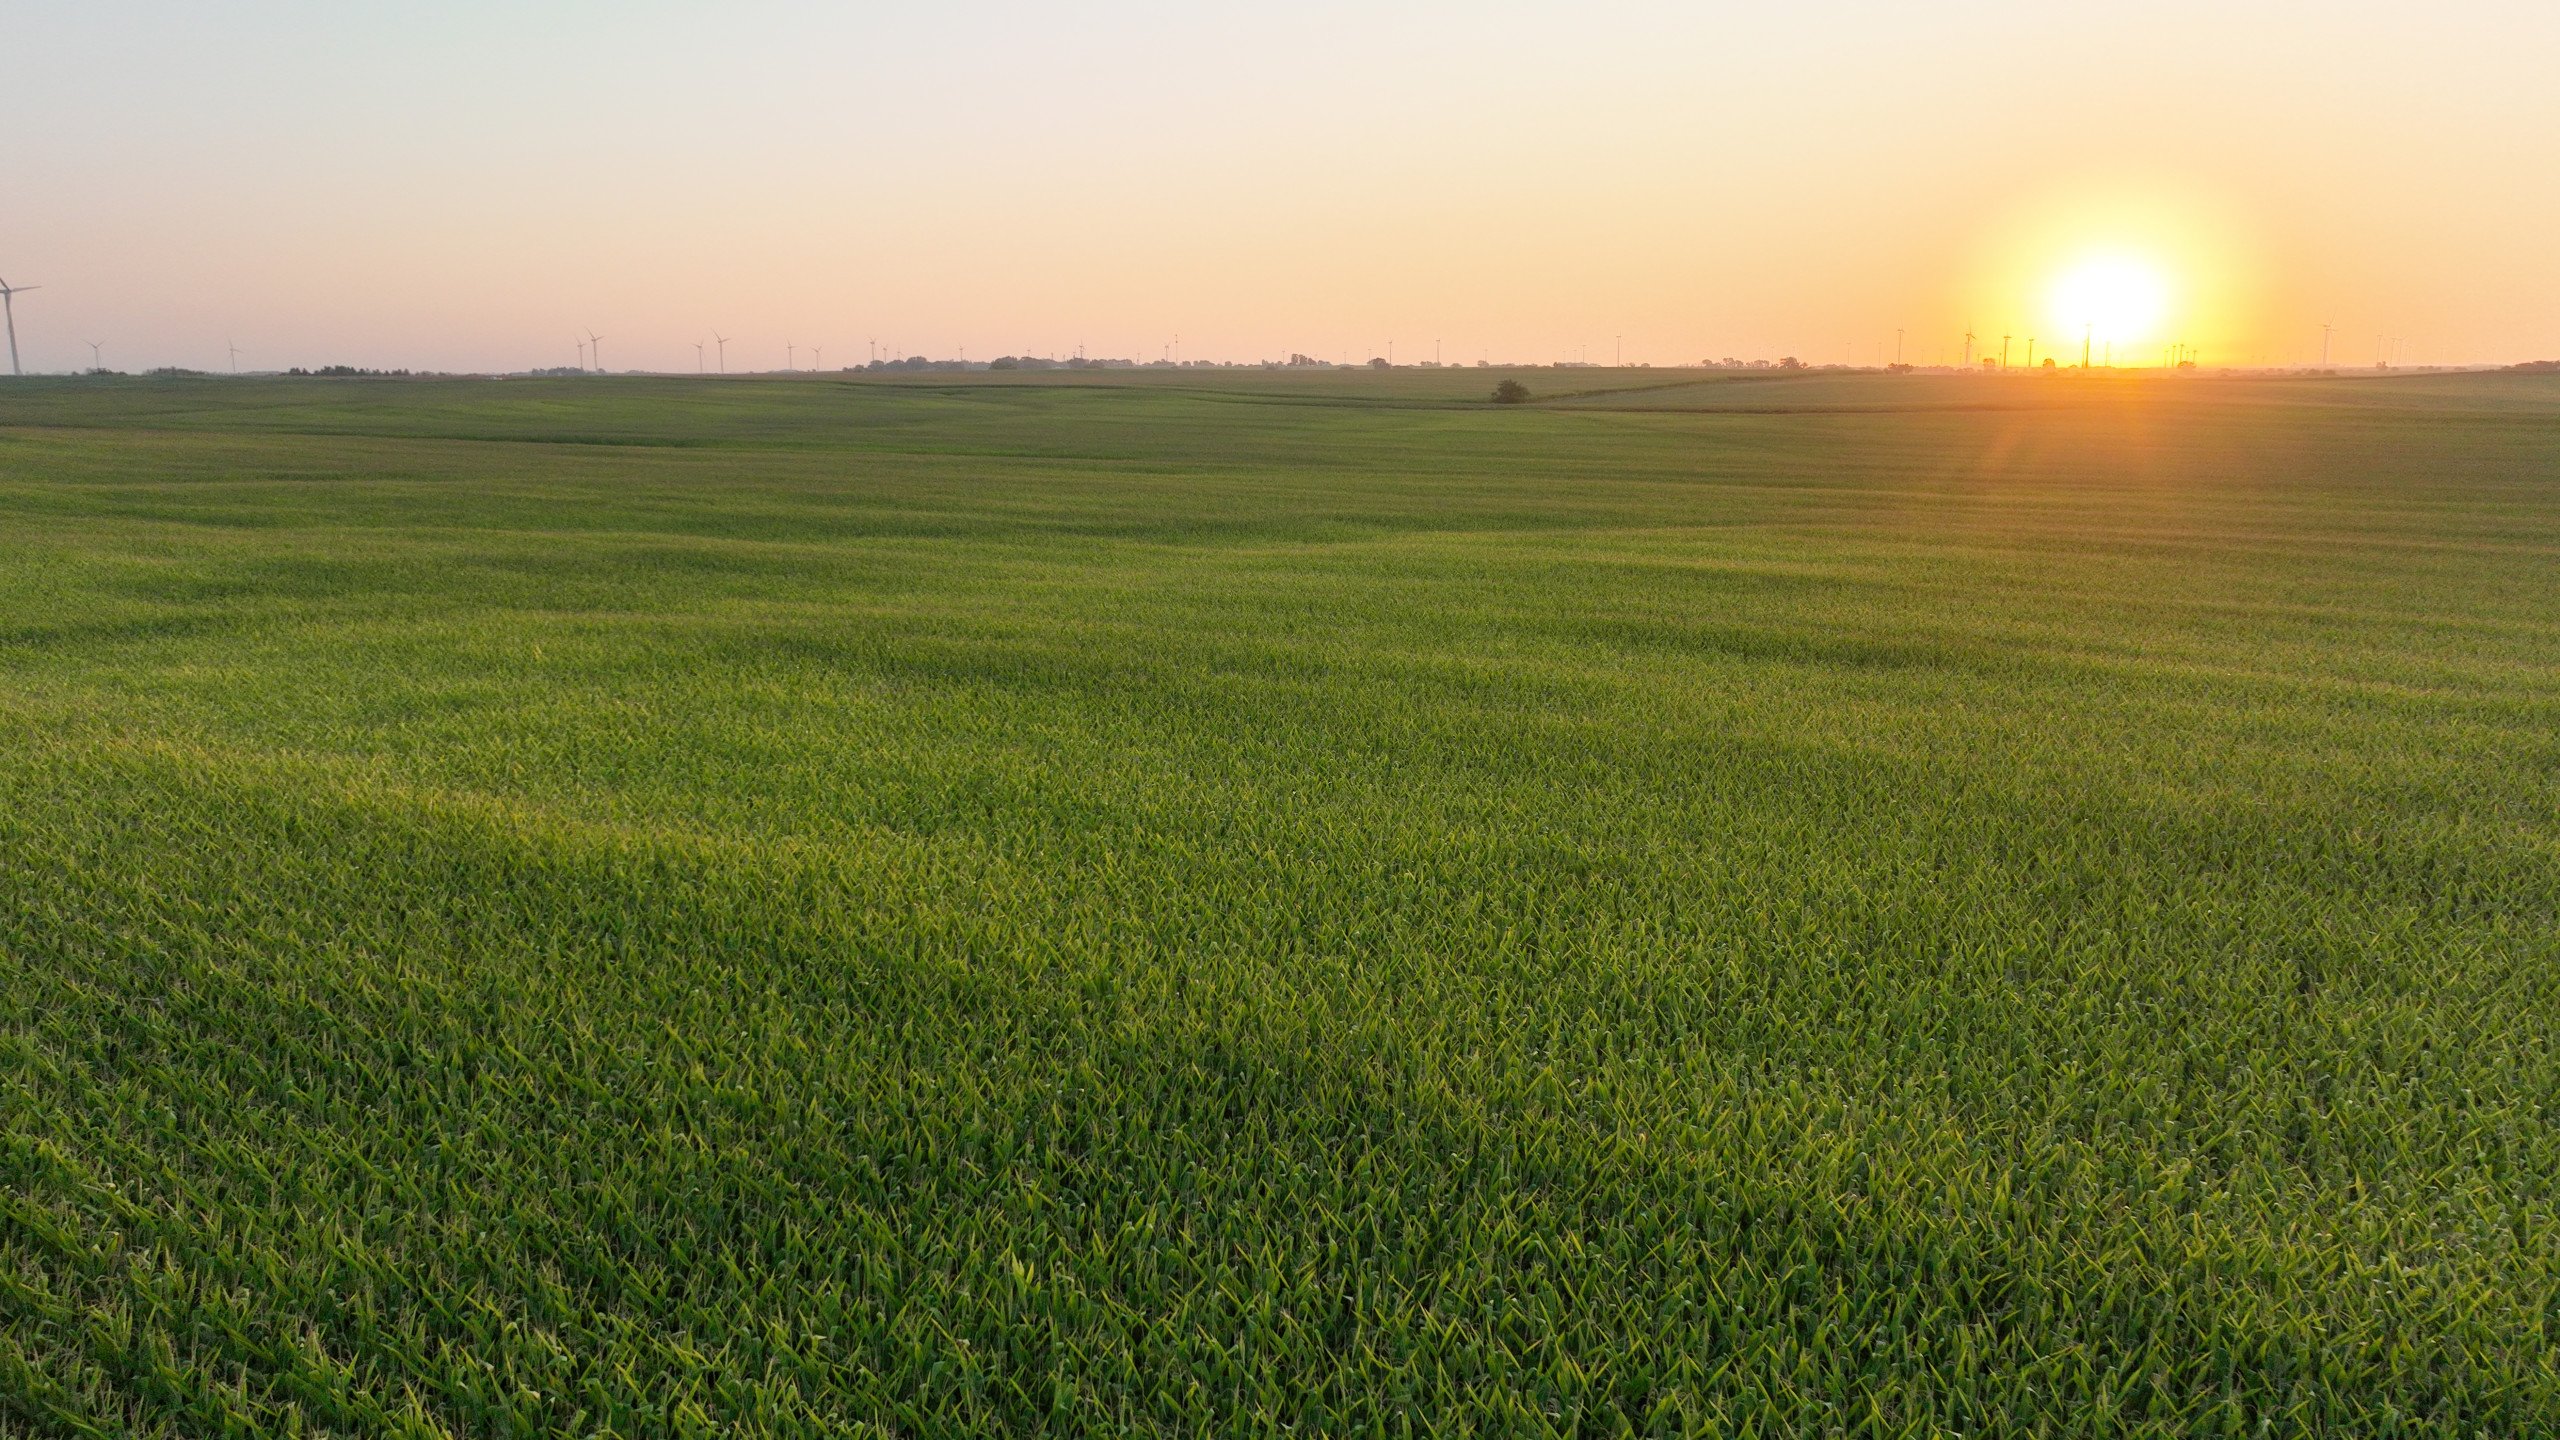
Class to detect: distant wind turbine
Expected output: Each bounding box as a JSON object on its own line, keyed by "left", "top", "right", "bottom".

{"left": 228, "top": 339, "right": 243, "bottom": 374}
{"left": 0, "top": 277, "right": 41, "bottom": 376}
{"left": 811, "top": 346, "right": 822, "bottom": 370}
{"left": 713, "top": 332, "right": 729, "bottom": 374}
{"left": 88, "top": 340, "right": 103, "bottom": 371}
{"left": 787, "top": 342, "right": 796, "bottom": 371}
{"left": 586, "top": 331, "right": 604, "bottom": 374}
{"left": 576, "top": 338, "right": 587, "bottom": 370}
{"left": 694, "top": 341, "right": 705, "bottom": 374}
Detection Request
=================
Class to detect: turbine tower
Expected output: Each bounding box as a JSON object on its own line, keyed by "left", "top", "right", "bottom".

{"left": 228, "top": 340, "right": 243, "bottom": 374}
{"left": 787, "top": 342, "right": 796, "bottom": 371}
{"left": 713, "top": 332, "right": 729, "bottom": 374}
{"left": 811, "top": 346, "right": 822, "bottom": 371}
{"left": 0, "top": 277, "right": 40, "bottom": 376}
{"left": 88, "top": 340, "right": 103, "bottom": 371}
{"left": 694, "top": 341, "right": 705, "bottom": 373}
{"left": 2001, "top": 334, "right": 2012, "bottom": 370}
{"left": 586, "top": 331, "right": 604, "bottom": 374}
{"left": 1961, "top": 325, "right": 1975, "bottom": 368}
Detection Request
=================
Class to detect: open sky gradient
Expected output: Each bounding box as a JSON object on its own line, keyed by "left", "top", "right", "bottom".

{"left": 5, "top": 1, "right": 2555, "bottom": 372}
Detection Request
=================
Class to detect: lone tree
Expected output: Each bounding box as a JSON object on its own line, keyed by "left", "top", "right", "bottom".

{"left": 1491, "top": 379, "right": 1531, "bottom": 405}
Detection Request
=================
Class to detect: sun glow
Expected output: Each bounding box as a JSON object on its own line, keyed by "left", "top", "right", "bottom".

{"left": 2048, "top": 255, "right": 2171, "bottom": 351}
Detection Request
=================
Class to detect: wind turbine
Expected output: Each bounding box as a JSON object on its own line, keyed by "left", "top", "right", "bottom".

{"left": 1961, "top": 325, "right": 1975, "bottom": 368}
{"left": 576, "top": 338, "right": 587, "bottom": 371}
{"left": 713, "top": 332, "right": 729, "bottom": 374}
{"left": 87, "top": 340, "right": 103, "bottom": 372}
{"left": 787, "top": 342, "right": 796, "bottom": 371}
{"left": 228, "top": 339, "right": 243, "bottom": 374}
{"left": 0, "top": 277, "right": 39, "bottom": 376}
{"left": 693, "top": 341, "right": 705, "bottom": 373}
{"left": 586, "top": 331, "right": 604, "bottom": 374}
{"left": 811, "top": 346, "right": 822, "bottom": 371}
{"left": 2001, "top": 334, "right": 2012, "bottom": 370}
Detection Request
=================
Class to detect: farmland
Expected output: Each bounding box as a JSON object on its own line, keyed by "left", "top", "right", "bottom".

{"left": 3, "top": 368, "right": 2557, "bottom": 1436}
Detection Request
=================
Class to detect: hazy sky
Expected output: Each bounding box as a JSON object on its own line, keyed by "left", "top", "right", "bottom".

{"left": 6, "top": 1, "right": 2555, "bottom": 372}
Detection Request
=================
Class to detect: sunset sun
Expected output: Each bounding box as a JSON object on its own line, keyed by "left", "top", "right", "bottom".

{"left": 2048, "top": 254, "right": 2172, "bottom": 351}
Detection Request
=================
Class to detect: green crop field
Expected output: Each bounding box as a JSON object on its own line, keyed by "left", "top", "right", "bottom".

{"left": 3, "top": 368, "right": 2556, "bottom": 1437}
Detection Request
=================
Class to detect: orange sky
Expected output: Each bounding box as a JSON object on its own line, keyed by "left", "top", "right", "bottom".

{"left": 6, "top": 3, "right": 2555, "bottom": 372}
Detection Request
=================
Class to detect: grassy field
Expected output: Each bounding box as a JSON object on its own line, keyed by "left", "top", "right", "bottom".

{"left": 3, "top": 368, "right": 2556, "bottom": 1437}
